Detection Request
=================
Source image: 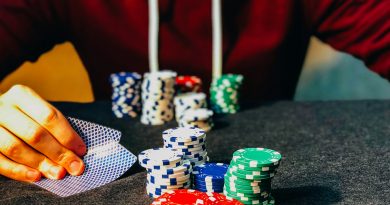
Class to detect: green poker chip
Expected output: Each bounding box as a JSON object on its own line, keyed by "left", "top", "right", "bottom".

{"left": 224, "top": 180, "right": 271, "bottom": 192}
{"left": 230, "top": 160, "right": 279, "bottom": 171}
{"left": 226, "top": 170, "right": 275, "bottom": 181}
{"left": 224, "top": 175, "right": 271, "bottom": 186}
{"left": 232, "top": 148, "right": 282, "bottom": 168}
{"left": 224, "top": 186, "right": 270, "bottom": 197}
{"left": 223, "top": 190, "right": 269, "bottom": 202}
{"left": 228, "top": 164, "right": 276, "bottom": 176}
{"left": 224, "top": 183, "right": 271, "bottom": 194}
{"left": 210, "top": 74, "right": 243, "bottom": 114}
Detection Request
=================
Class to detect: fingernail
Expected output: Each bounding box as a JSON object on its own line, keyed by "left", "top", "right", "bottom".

{"left": 49, "top": 166, "right": 62, "bottom": 179}
{"left": 69, "top": 160, "right": 83, "bottom": 175}
{"left": 27, "top": 170, "right": 40, "bottom": 181}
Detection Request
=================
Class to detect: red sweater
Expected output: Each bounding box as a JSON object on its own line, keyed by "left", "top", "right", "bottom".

{"left": 0, "top": 0, "right": 389, "bottom": 101}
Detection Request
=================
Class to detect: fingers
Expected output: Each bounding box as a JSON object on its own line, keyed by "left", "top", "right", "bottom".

{"left": 0, "top": 127, "right": 66, "bottom": 179}
{"left": 0, "top": 105, "right": 85, "bottom": 176}
{"left": 1, "top": 85, "right": 86, "bottom": 156}
{"left": 0, "top": 153, "right": 41, "bottom": 182}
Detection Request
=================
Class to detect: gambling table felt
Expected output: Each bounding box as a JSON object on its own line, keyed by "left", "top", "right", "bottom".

{"left": 1, "top": 100, "right": 389, "bottom": 205}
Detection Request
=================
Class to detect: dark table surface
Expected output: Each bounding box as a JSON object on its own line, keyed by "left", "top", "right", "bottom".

{"left": 1, "top": 100, "right": 390, "bottom": 205}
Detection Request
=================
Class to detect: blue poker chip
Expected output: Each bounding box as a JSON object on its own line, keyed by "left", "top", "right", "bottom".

{"left": 193, "top": 178, "right": 224, "bottom": 186}
{"left": 192, "top": 163, "right": 229, "bottom": 181}
{"left": 195, "top": 187, "right": 223, "bottom": 193}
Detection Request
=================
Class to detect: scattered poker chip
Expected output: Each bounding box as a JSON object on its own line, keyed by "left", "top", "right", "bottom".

{"left": 210, "top": 74, "right": 243, "bottom": 114}
{"left": 109, "top": 72, "right": 142, "bottom": 118}
{"left": 141, "top": 70, "right": 177, "bottom": 125}
{"left": 151, "top": 189, "right": 211, "bottom": 205}
{"left": 175, "top": 75, "right": 203, "bottom": 93}
{"left": 224, "top": 148, "right": 282, "bottom": 205}
{"left": 232, "top": 148, "right": 282, "bottom": 168}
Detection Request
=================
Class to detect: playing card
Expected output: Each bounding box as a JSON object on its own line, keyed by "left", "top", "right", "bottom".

{"left": 33, "top": 117, "right": 136, "bottom": 197}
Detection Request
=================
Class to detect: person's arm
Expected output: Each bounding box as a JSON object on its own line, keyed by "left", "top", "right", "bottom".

{"left": 0, "top": 0, "right": 67, "bottom": 77}
{"left": 302, "top": 0, "right": 390, "bottom": 78}
{"left": 0, "top": 1, "right": 86, "bottom": 182}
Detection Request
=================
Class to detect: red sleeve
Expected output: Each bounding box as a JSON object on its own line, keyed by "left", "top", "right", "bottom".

{"left": 0, "top": 0, "right": 66, "bottom": 78}
{"left": 303, "top": 0, "right": 390, "bottom": 79}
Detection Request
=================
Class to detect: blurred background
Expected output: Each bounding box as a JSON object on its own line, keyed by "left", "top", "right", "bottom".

{"left": 1, "top": 37, "right": 389, "bottom": 102}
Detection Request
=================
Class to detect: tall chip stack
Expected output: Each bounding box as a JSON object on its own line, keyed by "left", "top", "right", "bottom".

{"left": 175, "top": 75, "right": 202, "bottom": 93}
{"left": 224, "top": 148, "right": 281, "bottom": 205}
{"left": 141, "top": 70, "right": 177, "bottom": 125}
{"left": 162, "top": 127, "right": 209, "bottom": 166}
{"left": 210, "top": 74, "right": 244, "bottom": 114}
{"left": 138, "top": 148, "right": 192, "bottom": 198}
{"left": 109, "top": 72, "right": 142, "bottom": 118}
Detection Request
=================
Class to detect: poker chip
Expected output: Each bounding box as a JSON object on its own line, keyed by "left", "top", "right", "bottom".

{"left": 174, "top": 92, "right": 207, "bottom": 121}
{"left": 206, "top": 192, "right": 244, "bottom": 205}
{"left": 180, "top": 108, "right": 214, "bottom": 132}
{"left": 151, "top": 189, "right": 212, "bottom": 205}
{"left": 210, "top": 74, "right": 243, "bottom": 114}
{"left": 232, "top": 148, "right": 282, "bottom": 168}
{"left": 139, "top": 148, "right": 191, "bottom": 198}
{"left": 224, "top": 148, "right": 282, "bottom": 204}
{"left": 175, "top": 75, "right": 203, "bottom": 93}
{"left": 192, "top": 163, "right": 228, "bottom": 193}
{"left": 109, "top": 72, "right": 142, "bottom": 118}
{"left": 141, "top": 70, "right": 177, "bottom": 125}
{"left": 138, "top": 148, "right": 183, "bottom": 168}
{"left": 162, "top": 127, "right": 208, "bottom": 166}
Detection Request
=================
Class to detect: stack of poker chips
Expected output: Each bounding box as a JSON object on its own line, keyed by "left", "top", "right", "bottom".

{"left": 141, "top": 70, "right": 177, "bottom": 125}
{"left": 192, "top": 163, "right": 229, "bottom": 193}
{"left": 109, "top": 72, "right": 142, "bottom": 118}
{"left": 223, "top": 148, "right": 281, "bottom": 205}
{"left": 162, "top": 127, "right": 209, "bottom": 166}
{"left": 174, "top": 92, "right": 207, "bottom": 121}
{"left": 138, "top": 148, "right": 192, "bottom": 198}
{"left": 210, "top": 74, "right": 244, "bottom": 114}
{"left": 181, "top": 109, "right": 214, "bottom": 132}
{"left": 152, "top": 189, "right": 243, "bottom": 205}
{"left": 175, "top": 75, "right": 202, "bottom": 93}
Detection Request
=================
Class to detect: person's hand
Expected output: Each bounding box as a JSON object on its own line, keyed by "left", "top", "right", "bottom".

{"left": 0, "top": 85, "right": 86, "bottom": 182}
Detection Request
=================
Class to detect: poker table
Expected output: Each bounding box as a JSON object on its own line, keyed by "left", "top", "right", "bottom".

{"left": 1, "top": 100, "right": 389, "bottom": 205}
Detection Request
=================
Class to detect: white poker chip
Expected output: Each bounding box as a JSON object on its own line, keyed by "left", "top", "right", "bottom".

{"left": 138, "top": 148, "right": 183, "bottom": 168}
{"left": 162, "top": 127, "right": 206, "bottom": 143}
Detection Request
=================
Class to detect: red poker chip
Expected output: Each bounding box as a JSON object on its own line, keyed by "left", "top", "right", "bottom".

{"left": 176, "top": 76, "right": 202, "bottom": 93}
{"left": 152, "top": 189, "right": 211, "bottom": 205}
{"left": 206, "top": 192, "right": 243, "bottom": 205}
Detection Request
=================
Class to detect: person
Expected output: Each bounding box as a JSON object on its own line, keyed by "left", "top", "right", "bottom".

{"left": 0, "top": 0, "right": 388, "bottom": 182}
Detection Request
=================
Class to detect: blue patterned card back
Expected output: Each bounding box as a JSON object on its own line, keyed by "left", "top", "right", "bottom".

{"left": 33, "top": 117, "right": 136, "bottom": 197}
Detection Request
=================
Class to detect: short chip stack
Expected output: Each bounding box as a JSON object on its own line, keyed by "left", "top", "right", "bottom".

{"left": 109, "top": 72, "right": 142, "bottom": 118}
{"left": 192, "top": 163, "right": 228, "bottom": 193}
{"left": 181, "top": 108, "right": 214, "bottom": 132}
{"left": 210, "top": 74, "right": 244, "bottom": 114}
{"left": 141, "top": 70, "right": 177, "bottom": 125}
{"left": 163, "top": 127, "right": 208, "bottom": 166}
{"left": 138, "top": 148, "right": 192, "bottom": 198}
{"left": 174, "top": 92, "right": 207, "bottom": 122}
{"left": 176, "top": 75, "right": 202, "bottom": 93}
{"left": 152, "top": 189, "right": 244, "bottom": 205}
{"left": 224, "top": 148, "right": 281, "bottom": 205}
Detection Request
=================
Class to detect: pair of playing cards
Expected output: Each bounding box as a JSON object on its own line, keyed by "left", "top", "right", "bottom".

{"left": 34, "top": 117, "right": 137, "bottom": 197}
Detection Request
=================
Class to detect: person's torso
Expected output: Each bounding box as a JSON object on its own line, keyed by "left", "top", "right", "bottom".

{"left": 64, "top": 0, "right": 311, "bottom": 101}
